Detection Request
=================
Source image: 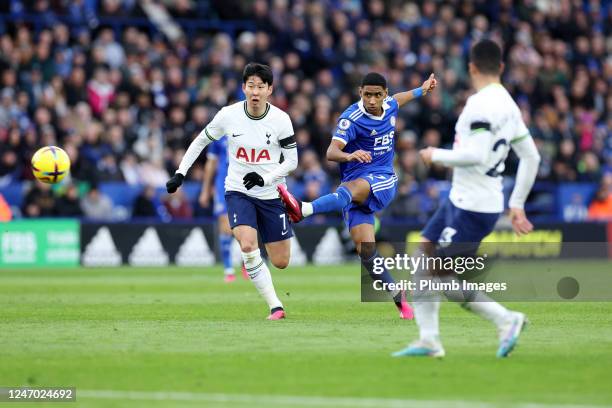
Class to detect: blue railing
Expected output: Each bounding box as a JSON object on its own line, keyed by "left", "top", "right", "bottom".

{"left": 0, "top": 180, "right": 600, "bottom": 223}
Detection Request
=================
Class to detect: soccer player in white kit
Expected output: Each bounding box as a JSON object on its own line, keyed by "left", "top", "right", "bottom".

{"left": 166, "top": 63, "right": 297, "bottom": 320}
{"left": 393, "top": 40, "right": 541, "bottom": 357}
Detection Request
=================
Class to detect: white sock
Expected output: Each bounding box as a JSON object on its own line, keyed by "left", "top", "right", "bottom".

{"left": 411, "top": 247, "right": 441, "bottom": 342}
{"left": 464, "top": 292, "right": 509, "bottom": 327}
{"left": 242, "top": 249, "right": 283, "bottom": 310}
{"left": 224, "top": 268, "right": 234, "bottom": 276}
{"left": 302, "top": 202, "right": 313, "bottom": 217}
{"left": 414, "top": 300, "right": 440, "bottom": 342}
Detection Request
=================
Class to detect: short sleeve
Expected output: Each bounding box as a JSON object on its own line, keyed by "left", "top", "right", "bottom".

{"left": 332, "top": 118, "right": 356, "bottom": 145}
{"left": 280, "top": 113, "right": 294, "bottom": 139}
{"left": 456, "top": 99, "right": 492, "bottom": 138}
{"left": 204, "top": 108, "right": 226, "bottom": 141}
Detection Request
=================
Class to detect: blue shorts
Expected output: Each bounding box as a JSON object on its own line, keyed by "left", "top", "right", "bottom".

{"left": 422, "top": 199, "right": 500, "bottom": 256}
{"left": 226, "top": 191, "right": 293, "bottom": 243}
{"left": 213, "top": 184, "right": 227, "bottom": 217}
{"left": 343, "top": 173, "right": 398, "bottom": 230}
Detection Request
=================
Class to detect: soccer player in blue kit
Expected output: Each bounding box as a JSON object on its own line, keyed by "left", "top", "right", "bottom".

{"left": 199, "top": 137, "right": 247, "bottom": 283}
{"left": 278, "top": 72, "right": 437, "bottom": 319}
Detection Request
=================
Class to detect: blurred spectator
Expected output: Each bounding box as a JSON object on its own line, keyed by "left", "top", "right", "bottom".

{"left": 87, "top": 66, "right": 115, "bottom": 116}
{"left": 0, "top": 193, "right": 12, "bottom": 221}
{"left": 162, "top": 190, "right": 192, "bottom": 219}
{"left": 120, "top": 153, "right": 142, "bottom": 185}
{"left": 0, "top": 147, "right": 20, "bottom": 183}
{"left": 299, "top": 149, "right": 329, "bottom": 201}
{"left": 588, "top": 175, "right": 612, "bottom": 221}
{"left": 132, "top": 185, "right": 159, "bottom": 218}
{"left": 386, "top": 176, "right": 422, "bottom": 220}
{"left": 81, "top": 186, "right": 113, "bottom": 219}
{"left": 97, "top": 153, "right": 124, "bottom": 181}
{"left": 55, "top": 184, "right": 83, "bottom": 217}
{"left": 22, "top": 182, "right": 56, "bottom": 217}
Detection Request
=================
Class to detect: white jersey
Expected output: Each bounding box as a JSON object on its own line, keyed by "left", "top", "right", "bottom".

{"left": 203, "top": 101, "right": 295, "bottom": 199}
{"left": 437, "top": 83, "right": 532, "bottom": 213}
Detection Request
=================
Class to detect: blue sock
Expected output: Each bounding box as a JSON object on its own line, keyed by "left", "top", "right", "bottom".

{"left": 219, "top": 233, "right": 233, "bottom": 271}
{"left": 361, "top": 250, "right": 402, "bottom": 305}
{"left": 312, "top": 186, "right": 352, "bottom": 214}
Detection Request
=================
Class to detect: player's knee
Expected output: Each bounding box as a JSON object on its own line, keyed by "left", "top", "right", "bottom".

{"left": 239, "top": 240, "right": 258, "bottom": 253}
{"left": 272, "top": 258, "right": 289, "bottom": 269}
{"left": 271, "top": 255, "right": 289, "bottom": 269}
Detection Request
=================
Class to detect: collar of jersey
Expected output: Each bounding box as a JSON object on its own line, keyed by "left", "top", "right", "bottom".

{"left": 479, "top": 82, "right": 504, "bottom": 93}
{"left": 244, "top": 101, "right": 270, "bottom": 120}
{"left": 357, "top": 99, "right": 390, "bottom": 121}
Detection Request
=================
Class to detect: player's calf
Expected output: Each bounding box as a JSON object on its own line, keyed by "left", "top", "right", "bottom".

{"left": 360, "top": 244, "right": 414, "bottom": 320}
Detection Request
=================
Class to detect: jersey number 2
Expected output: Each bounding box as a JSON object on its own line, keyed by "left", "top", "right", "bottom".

{"left": 485, "top": 139, "right": 508, "bottom": 177}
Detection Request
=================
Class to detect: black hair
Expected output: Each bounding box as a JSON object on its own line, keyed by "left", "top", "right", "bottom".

{"left": 361, "top": 72, "right": 387, "bottom": 88}
{"left": 470, "top": 39, "right": 502, "bottom": 75}
{"left": 242, "top": 62, "right": 273, "bottom": 85}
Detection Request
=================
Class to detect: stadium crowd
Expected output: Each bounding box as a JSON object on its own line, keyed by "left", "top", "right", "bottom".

{"left": 0, "top": 0, "right": 610, "bottom": 221}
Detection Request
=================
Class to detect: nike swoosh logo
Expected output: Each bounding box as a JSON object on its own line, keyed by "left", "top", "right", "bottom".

{"left": 232, "top": 133, "right": 244, "bottom": 138}
{"left": 281, "top": 230, "right": 289, "bottom": 236}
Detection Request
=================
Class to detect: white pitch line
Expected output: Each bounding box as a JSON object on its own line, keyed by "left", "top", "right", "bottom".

{"left": 77, "top": 389, "right": 609, "bottom": 408}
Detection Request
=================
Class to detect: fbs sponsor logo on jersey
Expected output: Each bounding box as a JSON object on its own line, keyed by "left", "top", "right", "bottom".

{"left": 82, "top": 226, "right": 122, "bottom": 266}
{"left": 235, "top": 147, "right": 271, "bottom": 163}
{"left": 128, "top": 227, "right": 169, "bottom": 266}
{"left": 175, "top": 228, "right": 215, "bottom": 266}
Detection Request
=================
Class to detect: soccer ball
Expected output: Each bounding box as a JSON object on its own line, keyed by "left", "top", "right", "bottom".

{"left": 31, "top": 146, "right": 71, "bottom": 184}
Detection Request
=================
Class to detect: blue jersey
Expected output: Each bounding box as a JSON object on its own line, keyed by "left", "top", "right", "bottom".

{"left": 332, "top": 97, "right": 398, "bottom": 182}
{"left": 207, "top": 138, "right": 228, "bottom": 194}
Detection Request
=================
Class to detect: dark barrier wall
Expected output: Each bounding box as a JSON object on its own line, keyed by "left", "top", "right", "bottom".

{"left": 78, "top": 221, "right": 612, "bottom": 267}
{"left": 80, "top": 222, "right": 351, "bottom": 266}
{"left": 81, "top": 223, "right": 217, "bottom": 266}
{"left": 379, "top": 222, "right": 609, "bottom": 244}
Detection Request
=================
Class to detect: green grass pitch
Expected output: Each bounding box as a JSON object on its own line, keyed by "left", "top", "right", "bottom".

{"left": 1, "top": 262, "right": 611, "bottom": 408}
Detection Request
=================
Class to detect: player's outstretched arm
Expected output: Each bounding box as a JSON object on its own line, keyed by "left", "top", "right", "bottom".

{"left": 419, "top": 137, "right": 488, "bottom": 168}
{"left": 508, "top": 136, "right": 540, "bottom": 236}
{"left": 326, "top": 140, "right": 372, "bottom": 163}
{"left": 392, "top": 73, "right": 437, "bottom": 107}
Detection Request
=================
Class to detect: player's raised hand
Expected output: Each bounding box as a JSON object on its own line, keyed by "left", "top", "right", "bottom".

{"left": 509, "top": 208, "right": 534, "bottom": 236}
{"left": 243, "top": 172, "right": 265, "bottom": 190}
{"left": 346, "top": 150, "right": 372, "bottom": 163}
{"left": 166, "top": 173, "right": 185, "bottom": 194}
{"left": 422, "top": 73, "right": 437, "bottom": 96}
{"left": 419, "top": 147, "right": 435, "bottom": 166}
